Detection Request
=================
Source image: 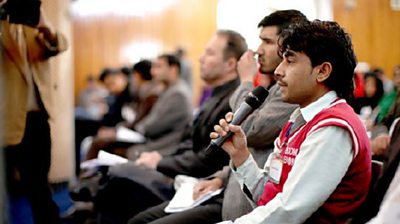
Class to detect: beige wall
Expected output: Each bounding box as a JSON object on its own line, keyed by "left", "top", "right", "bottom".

{"left": 42, "top": 0, "right": 74, "bottom": 181}
{"left": 334, "top": 0, "right": 400, "bottom": 77}
{"left": 73, "top": 0, "right": 217, "bottom": 106}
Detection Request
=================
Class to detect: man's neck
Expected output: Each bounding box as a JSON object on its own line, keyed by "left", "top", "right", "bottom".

{"left": 209, "top": 72, "right": 238, "bottom": 88}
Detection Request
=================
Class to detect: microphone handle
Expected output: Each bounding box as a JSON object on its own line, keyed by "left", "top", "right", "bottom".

{"left": 205, "top": 103, "right": 254, "bottom": 155}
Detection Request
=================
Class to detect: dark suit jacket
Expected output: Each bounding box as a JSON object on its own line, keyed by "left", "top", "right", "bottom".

{"left": 156, "top": 78, "right": 240, "bottom": 178}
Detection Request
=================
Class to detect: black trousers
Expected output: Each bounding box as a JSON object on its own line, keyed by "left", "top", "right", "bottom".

{"left": 5, "top": 111, "right": 59, "bottom": 224}
{"left": 128, "top": 197, "right": 223, "bottom": 224}
{"left": 95, "top": 176, "right": 167, "bottom": 224}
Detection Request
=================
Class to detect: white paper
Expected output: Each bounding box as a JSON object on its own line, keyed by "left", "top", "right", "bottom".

{"left": 80, "top": 150, "right": 128, "bottom": 169}
{"left": 216, "top": 221, "right": 234, "bottom": 224}
{"left": 116, "top": 126, "right": 146, "bottom": 143}
{"left": 164, "top": 176, "right": 223, "bottom": 213}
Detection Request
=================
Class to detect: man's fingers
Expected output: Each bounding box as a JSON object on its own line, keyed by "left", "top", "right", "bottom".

{"left": 225, "top": 112, "right": 234, "bottom": 122}
{"left": 210, "top": 132, "right": 219, "bottom": 139}
{"left": 219, "top": 118, "right": 228, "bottom": 129}
{"left": 229, "top": 124, "right": 242, "bottom": 134}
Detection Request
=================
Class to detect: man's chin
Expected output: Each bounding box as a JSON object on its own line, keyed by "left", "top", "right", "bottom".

{"left": 259, "top": 68, "right": 275, "bottom": 75}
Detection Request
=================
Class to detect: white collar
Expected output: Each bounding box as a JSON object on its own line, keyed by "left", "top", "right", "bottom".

{"left": 299, "top": 91, "right": 338, "bottom": 122}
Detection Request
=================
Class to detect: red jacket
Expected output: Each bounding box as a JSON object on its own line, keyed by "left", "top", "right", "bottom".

{"left": 258, "top": 100, "right": 371, "bottom": 223}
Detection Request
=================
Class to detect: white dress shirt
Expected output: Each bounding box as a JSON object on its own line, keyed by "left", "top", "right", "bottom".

{"left": 231, "top": 91, "right": 354, "bottom": 224}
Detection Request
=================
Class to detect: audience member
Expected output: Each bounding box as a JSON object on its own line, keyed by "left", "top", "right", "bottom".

{"left": 74, "top": 67, "right": 132, "bottom": 176}
{"left": 175, "top": 46, "right": 193, "bottom": 88}
{"left": 126, "top": 60, "right": 161, "bottom": 128}
{"left": 374, "top": 67, "right": 394, "bottom": 94}
{"left": 0, "top": 2, "right": 67, "bottom": 223}
{"left": 353, "top": 71, "right": 384, "bottom": 115}
{"left": 97, "top": 67, "right": 132, "bottom": 127}
{"left": 212, "top": 20, "right": 371, "bottom": 223}
{"left": 128, "top": 9, "right": 307, "bottom": 224}
{"left": 75, "top": 75, "right": 109, "bottom": 121}
{"left": 83, "top": 59, "right": 171, "bottom": 161}
{"left": 376, "top": 65, "right": 400, "bottom": 123}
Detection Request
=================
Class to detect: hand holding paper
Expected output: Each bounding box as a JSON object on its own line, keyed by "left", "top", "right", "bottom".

{"left": 164, "top": 175, "right": 223, "bottom": 213}
{"left": 192, "top": 178, "right": 223, "bottom": 200}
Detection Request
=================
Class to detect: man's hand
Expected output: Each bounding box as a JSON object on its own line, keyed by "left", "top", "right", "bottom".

{"left": 35, "top": 8, "right": 59, "bottom": 44}
{"left": 237, "top": 50, "right": 258, "bottom": 83}
{"left": 192, "top": 178, "right": 223, "bottom": 200}
{"left": 210, "top": 112, "right": 250, "bottom": 167}
{"left": 135, "top": 151, "right": 162, "bottom": 169}
{"left": 371, "top": 134, "right": 390, "bottom": 156}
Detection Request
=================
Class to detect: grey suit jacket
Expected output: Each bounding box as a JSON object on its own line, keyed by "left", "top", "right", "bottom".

{"left": 128, "top": 80, "right": 192, "bottom": 154}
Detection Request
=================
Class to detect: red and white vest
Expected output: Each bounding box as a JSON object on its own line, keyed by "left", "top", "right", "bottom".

{"left": 257, "top": 99, "right": 371, "bottom": 223}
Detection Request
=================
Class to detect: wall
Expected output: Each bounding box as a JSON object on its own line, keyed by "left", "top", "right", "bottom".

{"left": 42, "top": 0, "right": 74, "bottom": 181}
{"left": 334, "top": 0, "right": 400, "bottom": 77}
{"left": 217, "top": 0, "right": 333, "bottom": 50}
{"left": 72, "top": 0, "right": 217, "bottom": 106}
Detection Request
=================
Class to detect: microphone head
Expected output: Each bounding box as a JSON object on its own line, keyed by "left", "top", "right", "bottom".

{"left": 245, "top": 86, "right": 269, "bottom": 109}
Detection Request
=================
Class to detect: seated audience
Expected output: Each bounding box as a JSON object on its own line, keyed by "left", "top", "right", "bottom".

{"left": 75, "top": 75, "right": 109, "bottom": 121}
{"left": 92, "top": 29, "right": 247, "bottom": 224}
{"left": 83, "top": 60, "right": 165, "bottom": 160}
{"left": 128, "top": 9, "right": 307, "bottom": 224}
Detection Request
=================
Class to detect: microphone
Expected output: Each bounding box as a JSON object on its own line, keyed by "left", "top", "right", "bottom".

{"left": 205, "top": 86, "right": 269, "bottom": 155}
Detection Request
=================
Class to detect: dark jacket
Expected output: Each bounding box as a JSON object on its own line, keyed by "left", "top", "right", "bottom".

{"left": 156, "top": 78, "right": 240, "bottom": 178}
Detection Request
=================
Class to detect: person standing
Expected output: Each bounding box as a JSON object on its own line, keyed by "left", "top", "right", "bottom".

{"left": 0, "top": 1, "right": 68, "bottom": 223}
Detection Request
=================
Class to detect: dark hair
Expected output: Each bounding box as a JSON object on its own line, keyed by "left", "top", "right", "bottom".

{"left": 158, "top": 54, "right": 181, "bottom": 75}
{"left": 132, "top": 59, "right": 152, "bottom": 81}
{"left": 99, "top": 68, "right": 115, "bottom": 82}
{"left": 98, "top": 67, "right": 126, "bottom": 82}
{"left": 175, "top": 47, "right": 186, "bottom": 58}
{"left": 258, "top": 9, "right": 308, "bottom": 34}
{"left": 279, "top": 20, "right": 357, "bottom": 101}
{"left": 120, "top": 66, "right": 131, "bottom": 76}
{"left": 364, "top": 71, "right": 384, "bottom": 102}
{"left": 372, "top": 67, "right": 384, "bottom": 75}
{"left": 216, "top": 29, "right": 248, "bottom": 61}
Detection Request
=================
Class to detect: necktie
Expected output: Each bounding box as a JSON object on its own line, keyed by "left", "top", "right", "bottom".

{"left": 288, "top": 112, "right": 306, "bottom": 136}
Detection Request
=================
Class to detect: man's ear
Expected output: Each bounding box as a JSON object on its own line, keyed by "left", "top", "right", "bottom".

{"left": 316, "top": 62, "right": 332, "bottom": 83}
{"left": 225, "top": 57, "right": 237, "bottom": 72}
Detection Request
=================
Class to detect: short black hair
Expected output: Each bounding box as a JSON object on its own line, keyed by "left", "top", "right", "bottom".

{"left": 120, "top": 66, "right": 131, "bottom": 76}
{"left": 98, "top": 67, "right": 124, "bottom": 82}
{"left": 132, "top": 59, "right": 152, "bottom": 81}
{"left": 158, "top": 54, "right": 181, "bottom": 75}
{"left": 279, "top": 20, "right": 357, "bottom": 101}
{"left": 258, "top": 9, "right": 308, "bottom": 34}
